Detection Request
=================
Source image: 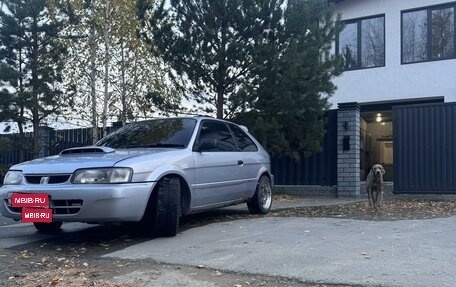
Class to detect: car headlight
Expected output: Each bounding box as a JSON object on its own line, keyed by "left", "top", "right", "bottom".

{"left": 3, "top": 171, "right": 23, "bottom": 185}
{"left": 72, "top": 168, "right": 132, "bottom": 184}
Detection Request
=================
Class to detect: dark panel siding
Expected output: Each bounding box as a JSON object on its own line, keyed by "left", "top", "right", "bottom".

{"left": 271, "top": 110, "right": 337, "bottom": 186}
{"left": 393, "top": 102, "right": 456, "bottom": 194}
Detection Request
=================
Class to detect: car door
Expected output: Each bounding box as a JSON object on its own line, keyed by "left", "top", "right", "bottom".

{"left": 228, "top": 123, "right": 260, "bottom": 197}
{"left": 192, "top": 120, "right": 245, "bottom": 207}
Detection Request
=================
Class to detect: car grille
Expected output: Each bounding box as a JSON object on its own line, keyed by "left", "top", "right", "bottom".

{"left": 5, "top": 199, "right": 83, "bottom": 215}
{"left": 25, "top": 175, "right": 71, "bottom": 184}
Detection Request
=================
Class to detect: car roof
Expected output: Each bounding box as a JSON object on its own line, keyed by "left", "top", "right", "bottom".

{"left": 125, "top": 116, "right": 246, "bottom": 130}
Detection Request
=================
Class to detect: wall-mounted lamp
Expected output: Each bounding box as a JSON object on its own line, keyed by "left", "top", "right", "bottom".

{"left": 376, "top": 113, "right": 382, "bottom": 123}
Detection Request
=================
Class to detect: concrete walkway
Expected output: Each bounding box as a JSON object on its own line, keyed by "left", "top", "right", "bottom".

{"left": 106, "top": 196, "right": 456, "bottom": 287}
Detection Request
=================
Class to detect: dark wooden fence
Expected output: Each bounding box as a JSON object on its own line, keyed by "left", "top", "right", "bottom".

{"left": 1, "top": 113, "right": 337, "bottom": 187}
{"left": 0, "top": 127, "right": 113, "bottom": 182}
{"left": 0, "top": 132, "right": 34, "bottom": 166}
{"left": 48, "top": 127, "right": 112, "bottom": 156}
{"left": 1, "top": 128, "right": 113, "bottom": 165}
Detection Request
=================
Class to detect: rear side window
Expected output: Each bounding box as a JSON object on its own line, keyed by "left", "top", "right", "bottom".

{"left": 197, "top": 121, "right": 236, "bottom": 152}
{"left": 229, "top": 124, "right": 258, "bottom": 151}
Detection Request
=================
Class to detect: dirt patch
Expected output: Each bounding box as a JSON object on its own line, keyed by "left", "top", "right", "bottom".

{"left": 1, "top": 248, "right": 354, "bottom": 287}
{"left": 271, "top": 196, "right": 456, "bottom": 220}
{"left": 181, "top": 195, "right": 456, "bottom": 227}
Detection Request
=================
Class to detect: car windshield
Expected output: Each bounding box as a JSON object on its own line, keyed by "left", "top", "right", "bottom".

{"left": 96, "top": 118, "right": 197, "bottom": 149}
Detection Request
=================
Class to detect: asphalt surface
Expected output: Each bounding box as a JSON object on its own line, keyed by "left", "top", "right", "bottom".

{"left": 106, "top": 216, "right": 456, "bottom": 287}
{"left": 1, "top": 196, "right": 455, "bottom": 287}
{"left": 0, "top": 220, "right": 95, "bottom": 248}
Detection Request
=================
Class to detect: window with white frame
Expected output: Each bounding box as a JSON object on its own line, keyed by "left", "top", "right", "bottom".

{"left": 402, "top": 3, "right": 455, "bottom": 64}
{"left": 337, "top": 15, "right": 385, "bottom": 70}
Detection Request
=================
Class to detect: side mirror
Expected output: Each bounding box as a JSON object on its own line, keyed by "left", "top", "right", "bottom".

{"left": 198, "top": 138, "right": 218, "bottom": 152}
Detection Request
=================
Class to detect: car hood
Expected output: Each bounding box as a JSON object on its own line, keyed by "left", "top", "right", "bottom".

{"left": 11, "top": 148, "right": 177, "bottom": 174}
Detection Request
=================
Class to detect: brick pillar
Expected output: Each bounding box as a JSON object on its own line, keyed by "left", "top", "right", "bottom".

{"left": 337, "top": 102, "right": 360, "bottom": 197}
{"left": 39, "top": 126, "right": 53, "bottom": 158}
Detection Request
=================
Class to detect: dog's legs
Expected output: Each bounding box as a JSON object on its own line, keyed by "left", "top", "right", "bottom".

{"left": 378, "top": 186, "right": 384, "bottom": 208}
{"left": 372, "top": 189, "right": 378, "bottom": 209}
{"left": 367, "top": 188, "right": 374, "bottom": 207}
{"left": 372, "top": 191, "right": 381, "bottom": 209}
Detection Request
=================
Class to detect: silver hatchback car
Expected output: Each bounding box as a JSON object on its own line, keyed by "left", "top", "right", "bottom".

{"left": 0, "top": 117, "right": 273, "bottom": 236}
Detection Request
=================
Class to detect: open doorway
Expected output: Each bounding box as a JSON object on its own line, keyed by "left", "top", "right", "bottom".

{"left": 360, "top": 110, "right": 393, "bottom": 181}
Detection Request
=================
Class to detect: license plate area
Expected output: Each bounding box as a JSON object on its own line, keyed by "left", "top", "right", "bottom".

{"left": 10, "top": 193, "right": 53, "bottom": 222}
{"left": 22, "top": 208, "right": 53, "bottom": 223}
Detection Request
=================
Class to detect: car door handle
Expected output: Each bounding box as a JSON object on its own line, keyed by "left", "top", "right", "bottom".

{"left": 237, "top": 160, "right": 244, "bottom": 166}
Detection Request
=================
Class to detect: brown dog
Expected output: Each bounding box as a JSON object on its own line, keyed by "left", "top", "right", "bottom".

{"left": 366, "top": 164, "right": 385, "bottom": 208}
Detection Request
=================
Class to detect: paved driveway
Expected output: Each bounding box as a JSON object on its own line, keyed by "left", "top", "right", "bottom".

{"left": 106, "top": 216, "right": 456, "bottom": 287}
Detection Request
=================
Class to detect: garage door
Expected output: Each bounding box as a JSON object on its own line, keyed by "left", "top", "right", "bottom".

{"left": 393, "top": 102, "right": 456, "bottom": 194}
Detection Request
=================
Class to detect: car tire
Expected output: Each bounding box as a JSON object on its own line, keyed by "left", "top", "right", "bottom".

{"left": 33, "top": 222, "right": 63, "bottom": 233}
{"left": 247, "top": 175, "right": 272, "bottom": 214}
{"left": 154, "top": 177, "right": 181, "bottom": 237}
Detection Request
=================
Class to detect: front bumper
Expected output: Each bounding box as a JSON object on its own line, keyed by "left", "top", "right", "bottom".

{"left": 0, "top": 182, "right": 156, "bottom": 223}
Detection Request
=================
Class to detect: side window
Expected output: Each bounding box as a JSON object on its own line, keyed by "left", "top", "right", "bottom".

{"left": 229, "top": 124, "right": 258, "bottom": 152}
{"left": 197, "top": 121, "right": 236, "bottom": 152}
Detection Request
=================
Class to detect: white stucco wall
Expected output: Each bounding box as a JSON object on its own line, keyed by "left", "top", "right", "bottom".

{"left": 330, "top": 0, "right": 456, "bottom": 108}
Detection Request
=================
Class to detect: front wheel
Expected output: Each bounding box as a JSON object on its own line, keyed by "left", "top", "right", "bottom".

{"left": 247, "top": 176, "right": 273, "bottom": 214}
{"left": 33, "top": 222, "right": 63, "bottom": 233}
{"left": 154, "top": 177, "right": 181, "bottom": 237}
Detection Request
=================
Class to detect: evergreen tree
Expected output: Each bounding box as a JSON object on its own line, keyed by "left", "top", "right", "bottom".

{"left": 140, "top": 0, "right": 284, "bottom": 119}
{"left": 0, "top": 0, "right": 68, "bottom": 158}
{"left": 236, "top": 0, "right": 343, "bottom": 155}
{"left": 140, "top": 0, "right": 342, "bottom": 154}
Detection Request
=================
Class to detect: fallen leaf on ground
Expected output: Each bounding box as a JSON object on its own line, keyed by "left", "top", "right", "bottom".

{"left": 51, "top": 275, "right": 61, "bottom": 285}
{"left": 18, "top": 253, "right": 30, "bottom": 259}
{"left": 215, "top": 271, "right": 222, "bottom": 276}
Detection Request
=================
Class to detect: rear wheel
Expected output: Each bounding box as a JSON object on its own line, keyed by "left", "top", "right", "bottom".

{"left": 154, "top": 177, "right": 181, "bottom": 237}
{"left": 33, "top": 222, "right": 62, "bottom": 233}
{"left": 247, "top": 176, "right": 272, "bottom": 214}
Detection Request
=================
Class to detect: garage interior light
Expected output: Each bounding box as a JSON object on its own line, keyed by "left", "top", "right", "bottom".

{"left": 376, "top": 113, "right": 382, "bottom": 123}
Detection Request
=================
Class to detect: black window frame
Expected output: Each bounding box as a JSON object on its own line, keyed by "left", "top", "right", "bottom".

{"left": 227, "top": 123, "right": 259, "bottom": 152}
{"left": 336, "top": 14, "right": 386, "bottom": 71}
{"left": 193, "top": 120, "right": 236, "bottom": 152}
{"left": 401, "top": 2, "right": 456, "bottom": 65}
